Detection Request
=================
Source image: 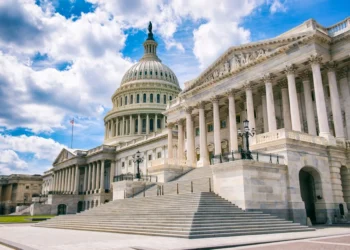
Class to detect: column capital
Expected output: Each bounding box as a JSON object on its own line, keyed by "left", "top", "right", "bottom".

{"left": 176, "top": 118, "right": 185, "bottom": 125}
{"left": 325, "top": 61, "right": 338, "bottom": 72}
{"left": 284, "top": 64, "right": 298, "bottom": 75}
{"left": 338, "top": 66, "right": 349, "bottom": 79}
{"left": 167, "top": 122, "right": 175, "bottom": 129}
{"left": 308, "top": 54, "right": 323, "bottom": 65}
{"left": 225, "top": 89, "right": 237, "bottom": 97}
{"left": 243, "top": 81, "right": 254, "bottom": 90}
{"left": 196, "top": 101, "right": 206, "bottom": 109}
{"left": 277, "top": 79, "right": 288, "bottom": 89}
{"left": 258, "top": 86, "right": 265, "bottom": 95}
{"left": 210, "top": 95, "right": 220, "bottom": 103}
{"left": 182, "top": 105, "right": 193, "bottom": 114}
{"left": 261, "top": 73, "right": 276, "bottom": 83}
{"left": 299, "top": 70, "right": 311, "bottom": 81}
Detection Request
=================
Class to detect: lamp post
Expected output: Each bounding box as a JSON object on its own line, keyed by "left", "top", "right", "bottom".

{"left": 133, "top": 151, "right": 144, "bottom": 179}
{"left": 238, "top": 119, "right": 255, "bottom": 160}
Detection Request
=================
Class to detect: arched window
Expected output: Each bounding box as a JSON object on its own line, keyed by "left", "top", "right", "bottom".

{"left": 163, "top": 95, "right": 167, "bottom": 104}
{"left": 145, "top": 71, "right": 147, "bottom": 75}
{"left": 157, "top": 94, "right": 160, "bottom": 103}
{"left": 169, "top": 96, "right": 173, "bottom": 101}
{"left": 150, "top": 71, "right": 153, "bottom": 75}
{"left": 150, "top": 94, "right": 153, "bottom": 103}
{"left": 155, "top": 71, "right": 158, "bottom": 76}
{"left": 135, "top": 119, "right": 138, "bottom": 133}
{"left": 130, "top": 95, "right": 133, "bottom": 104}
{"left": 125, "top": 96, "right": 128, "bottom": 105}
{"left": 143, "top": 93, "right": 147, "bottom": 103}
{"left": 142, "top": 119, "right": 146, "bottom": 133}
{"left": 157, "top": 119, "right": 161, "bottom": 129}
{"left": 136, "top": 94, "right": 140, "bottom": 103}
{"left": 160, "top": 72, "right": 163, "bottom": 77}
{"left": 150, "top": 119, "right": 154, "bottom": 132}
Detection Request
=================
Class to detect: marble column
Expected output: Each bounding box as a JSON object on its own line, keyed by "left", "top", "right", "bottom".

{"left": 122, "top": 116, "right": 125, "bottom": 135}
{"left": 185, "top": 107, "right": 195, "bottom": 166}
{"left": 212, "top": 96, "right": 222, "bottom": 158}
{"left": 115, "top": 118, "right": 119, "bottom": 136}
{"left": 146, "top": 114, "right": 150, "bottom": 134}
{"left": 111, "top": 119, "right": 115, "bottom": 137}
{"left": 259, "top": 88, "right": 268, "bottom": 133}
{"left": 63, "top": 169, "right": 67, "bottom": 193}
{"left": 91, "top": 162, "right": 96, "bottom": 192}
{"left": 68, "top": 167, "right": 72, "bottom": 193}
{"left": 299, "top": 71, "right": 317, "bottom": 135}
{"left": 110, "top": 161, "right": 115, "bottom": 189}
{"left": 227, "top": 90, "right": 238, "bottom": 152}
{"left": 177, "top": 119, "right": 184, "bottom": 160}
{"left": 155, "top": 114, "right": 158, "bottom": 132}
{"left": 100, "top": 161, "right": 105, "bottom": 193}
{"left": 309, "top": 55, "right": 331, "bottom": 137}
{"left": 95, "top": 161, "right": 100, "bottom": 190}
{"left": 327, "top": 62, "right": 345, "bottom": 139}
{"left": 284, "top": 64, "right": 301, "bottom": 132}
{"left": 104, "top": 123, "right": 107, "bottom": 139}
{"left": 167, "top": 122, "right": 174, "bottom": 159}
{"left": 87, "top": 163, "right": 92, "bottom": 193}
{"left": 339, "top": 67, "right": 350, "bottom": 138}
{"left": 198, "top": 101, "right": 210, "bottom": 166}
{"left": 279, "top": 80, "right": 292, "bottom": 131}
{"left": 83, "top": 166, "right": 88, "bottom": 193}
{"left": 130, "top": 115, "right": 134, "bottom": 135}
{"left": 244, "top": 82, "right": 256, "bottom": 144}
{"left": 138, "top": 114, "right": 142, "bottom": 134}
{"left": 74, "top": 165, "right": 79, "bottom": 194}
{"left": 262, "top": 73, "right": 277, "bottom": 131}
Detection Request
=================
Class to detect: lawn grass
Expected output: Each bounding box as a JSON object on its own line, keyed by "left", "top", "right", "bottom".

{"left": 0, "top": 215, "right": 55, "bottom": 223}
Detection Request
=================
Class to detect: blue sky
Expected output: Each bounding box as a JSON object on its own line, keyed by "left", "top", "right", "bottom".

{"left": 0, "top": 0, "right": 349, "bottom": 175}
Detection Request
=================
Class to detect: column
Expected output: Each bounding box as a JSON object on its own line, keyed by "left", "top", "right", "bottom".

{"left": 162, "top": 116, "right": 166, "bottom": 129}
{"left": 300, "top": 71, "right": 317, "bottom": 135}
{"left": 68, "top": 167, "right": 72, "bottom": 193}
{"left": 198, "top": 102, "right": 210, "bottom": 166}
{"left": 110, "top": 161, "right": 115, "bottom": 189}
{"left": 104, "top": 123, "right": 107, "bottom": 139}
{"left": 244, "top": 82, "right": 256, "bottom": 144}
{"left": 146, "top": 114, "right": 150, "bottom": 134}
{"left": 185, "top": 107, "right": 195, "bottom": 166}
{"left": 155, "top": 114, "right": 158, "bottom": 132}
{"left": 122, "top": 116, "right": 125, "bottom": 135}
{"left": 100, "top": 161, "right": 105, "bottom": 193}
{"left": 62, "top": 169, "right": 67, "bottom": 192}
{"left": 259, "top": 87, "right": 268, "bottom": 133}
{"left": 262, "top": 74, "right": 277, "bottom": 131}
{"left": 91, "top": 162, "right": 96, "bottom": 192}
{"left": 284, "top": 64, "right": 301, "bottom": 132}
{"left": 177, "top": 119, "right": 184, "bottom": 160}
{"left": 74, "top": 165, "right": 79, "bottom": 194}
{"left": 279, "top": 80, "right": 292, "bottom": 131}
{"left": 115, "top": 118, "right": 119, "bottom": 136}
{"left": 167, "top": 123, "right": 174, "bottom": 159}
{"left": 87, "top": 163, "right": 92, "bottom": 193}
{"left": 83, "top": 166, "right": 87, "bottom": 193}
{"left": 211, "top": 96, "right": 222, "bottom": 158}
{"left": 111, "top": 119, "right": 115, "bottom": 137}
{"left": 309, "top": 55, "right": 331, "bottom": 137}
{"left": 130, "top": 115, "right": 134, "bottom": 135}
{"left": 95, "top": 161, "right": 100, "bottom": 190}
{"left": 138, "top": 114, "right": 142, "bottom": 135}
{"left": 227, "top": 90, "right": 238, "bottom": 152}
{"left": 339, "top": 67, "right": 350, "bottom": 138}
{"left": 327, "top": 62, "right": 345, "bottom": 139}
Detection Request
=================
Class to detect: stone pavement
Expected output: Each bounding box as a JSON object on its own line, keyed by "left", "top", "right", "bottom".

{"left": 0, "top": 224, "right": 350, "bottom": 250}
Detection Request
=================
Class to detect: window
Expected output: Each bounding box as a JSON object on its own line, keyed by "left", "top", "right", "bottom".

{"left": 157, "top": 119, "right": 161, "bottom": 129}
{"left": 125, "top": 96, "right": 128, "bottom": 105}
{"left": 135, "top": 119, "right": 138, "bottom": 133}
{"left": 163, "top": 95, "right": 167, "bottom": 104}
{"left": 150, "top": 71, "right": 153, "bottom": 75}
{"left": 137, "top": 94, "right": 140, "bottom": 103}
{"left": 207, "top": 124, "right": 213, "bottom": 132}
{"left": 148, "top": 155, "right": 152, "bottom": 161}
{"left": 156, "top": 94, "right": 160, "bottom": 103}
{"left": 142, "top": 119, "right": 146, "bottom": 133}
{"left": 169, "top": 96, "right": 173, "bottom": 101}
{"left": 143, "top": 93, "right": 147, "bottom": 103}
{"left": 129, "top": 160, "right": 132, "bottom": 166}
{"left": 150, "top": 94, "right": 153, "bottom": 103}
{"left": 220, "top": 120, "right": 227, "bottom": 129}
{"left": 195, "top": 127, "right": 200, "bottom": 136}
{"left": 157, "top": 152, "right": 162, "bottom": 158}
{"left": 130, "top": 95, "right": 133, "bottom": 104}
{"left": 160, "top": 72, "right": 163, "bottom": 77}
{"left": 139, "top": 71, "right": 142, "bottom": 76}
{"left": 122, "top": 162, "right": 125, "bottom": 168}
{"left": 145, "top": 71, "right": 147, "bottom": 75}
{"left": 26, "top": 186, "right": 29, "bottom": 190}
{"left": 150, "top": 119, "right": 154, "bottom": 132}
{"left": 236, "top": 115, "right": 241, "bottom": 124}
{"left": 155, "top": 71, "right": 158, "bottom": 76}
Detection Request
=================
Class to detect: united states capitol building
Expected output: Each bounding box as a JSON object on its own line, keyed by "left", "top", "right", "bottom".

{"left": 22, "top": 17, "right": 350, "bottom": 237}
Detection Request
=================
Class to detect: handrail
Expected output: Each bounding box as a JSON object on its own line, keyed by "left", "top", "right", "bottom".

{"left": 215, "top": 150, "right": 284, "bottom": 165}
{"left": 114, "top": 173, "right": 158, "bottom": 183}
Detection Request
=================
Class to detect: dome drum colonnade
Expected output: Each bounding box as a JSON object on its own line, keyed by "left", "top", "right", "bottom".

{"left": 167, "top": 54, "right": 350, "bottom": 167}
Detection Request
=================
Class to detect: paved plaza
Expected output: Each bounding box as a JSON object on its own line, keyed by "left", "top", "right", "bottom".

{"left": 0, "top": 224, "right": 350, "bottom": 250}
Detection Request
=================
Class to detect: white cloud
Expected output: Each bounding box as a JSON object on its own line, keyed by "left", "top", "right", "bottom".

{"left": 270, "top": 0, "right": 287, "bottom": 14}
{"left": 0, "top": 150, "right": 28, "bottom": 175}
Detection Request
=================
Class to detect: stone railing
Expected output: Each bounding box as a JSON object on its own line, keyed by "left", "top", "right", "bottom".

{"left": 115, "top": 129, "right": 167, "bottom": 150}
{"left": 113, "top": 103, "right": 166, "bottom": 112}
{"left": 327, "top": 18, "right": 350, "bottom": 37}
{"left": 256, "top": 129, "right": 328, "bottom": 146}
{"left": 87, "top": 145, "right": 116, "bottom": 156}
{"left": 148, "top": 158, "right": 194, "bottom": 169}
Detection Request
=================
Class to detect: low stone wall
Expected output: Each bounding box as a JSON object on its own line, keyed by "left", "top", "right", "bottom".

{"left": 112, "top": 180, "right": 156, "bottom": 200}
{"left": 30, "top": 203, "right": 53, "bottom": 216}
{"left": 148, "top": 164, "right": 193, "bottom": 183}
{"left": 212, "top": 160, "right": 290, "bottom": 221}
{"left": 46, "top": 194, "right": 83, "bottom": 214}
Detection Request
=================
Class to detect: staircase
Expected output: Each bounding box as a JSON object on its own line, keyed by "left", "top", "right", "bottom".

{"left": 35, "top": 192, "right": 314, "bottom": 238}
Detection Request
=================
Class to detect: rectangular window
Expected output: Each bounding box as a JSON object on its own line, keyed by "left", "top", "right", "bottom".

{"left": 143, "top": 93, "right": 147, "bottom": 103}
{"left": 207, "top": 124, "right": 213, "bottom": 132}
{"left": 129, "top": 160, "right": 132, "bottom": 166}
{"left": 163, "top": 95, "right": 167, "bottom": 104}
{"left": 130, "top": 95, "right": 133, "bottom": 104}
{"left": 236, "top": 115, "right": 241, "bottom": 124}
{"left": 157, "top": 119, "right": 161, "bottom": 129}
{"left": 122, "top": 162, "right": 125, "bottom": 168}
{"left": 195, "top": 127, "right": 200, "bottom": 136}
{"left": 137, "top": 94, "right": 140, "bottom": 103}
{"left": 220, "top": 120, "right": 227, "bottom": 129}
{"left": 157, "top": 152, "right": 161, "bottom": 158}
{"left": 142, "top": 119, "right": 146, "bottom": 133}
{"left": 148, "top": 155, "right": 152, "bottom": 161}
{"left": 135, "top": 119, "right": 138, "bottom": 133}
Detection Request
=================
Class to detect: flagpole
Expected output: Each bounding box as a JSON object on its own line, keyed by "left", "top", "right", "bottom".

{"left": 71, "top": 119, "right": 74, "bottom": 149}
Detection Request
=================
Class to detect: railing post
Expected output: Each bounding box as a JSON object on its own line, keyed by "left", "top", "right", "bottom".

{"left": 177, "top": 183, "right": 179, "bottom": 194}
{"left": 277, "top": 155, "right": 279, "bottom": 164}
{"left": 124, "top": 189, "right": 126, "bottom": 199}
{"left": 256, "top": 152, "right": 259, "bottom": 162}
{"left": 269, "top": 154, "right": 272, "bottom": 163}
{"left": 162, "top": 185, "right": 164, "bottom": 195}
{"left": 132, "top": 188, "right": 134, "bottom": 198}
{"left": 209, "top": 177, "right": 212, "bottom": 192}
{"left": 143, "top": 184, "right": 146, "bottom": 197}
{"left": 191, "top": 181, "right": 193, "bottom": 193}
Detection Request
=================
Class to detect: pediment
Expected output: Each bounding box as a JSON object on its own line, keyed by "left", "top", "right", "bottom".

{"left": 53, "top": 148, "right": 76, "bottom": 165}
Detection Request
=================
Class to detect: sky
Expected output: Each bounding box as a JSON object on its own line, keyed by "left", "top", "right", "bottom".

{"left": 0, "top": 0, "right": 349, "bottom": 175}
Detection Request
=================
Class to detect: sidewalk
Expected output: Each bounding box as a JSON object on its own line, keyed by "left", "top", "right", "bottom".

{"left": 0, "top": 224, "right": 349, "bottom": 250}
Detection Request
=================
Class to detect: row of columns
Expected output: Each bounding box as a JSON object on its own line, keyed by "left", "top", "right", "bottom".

{"left": 105, "top": 114, "right": 166, "bottom": 139}
{"left": 167, "top": 55, "right": 350, "bottom": 167}
{"left": 83, "top": 161, "right": 105, "bottom": 194}
{"left": 53, "top": 165, "right": 79, "bottom": 194}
